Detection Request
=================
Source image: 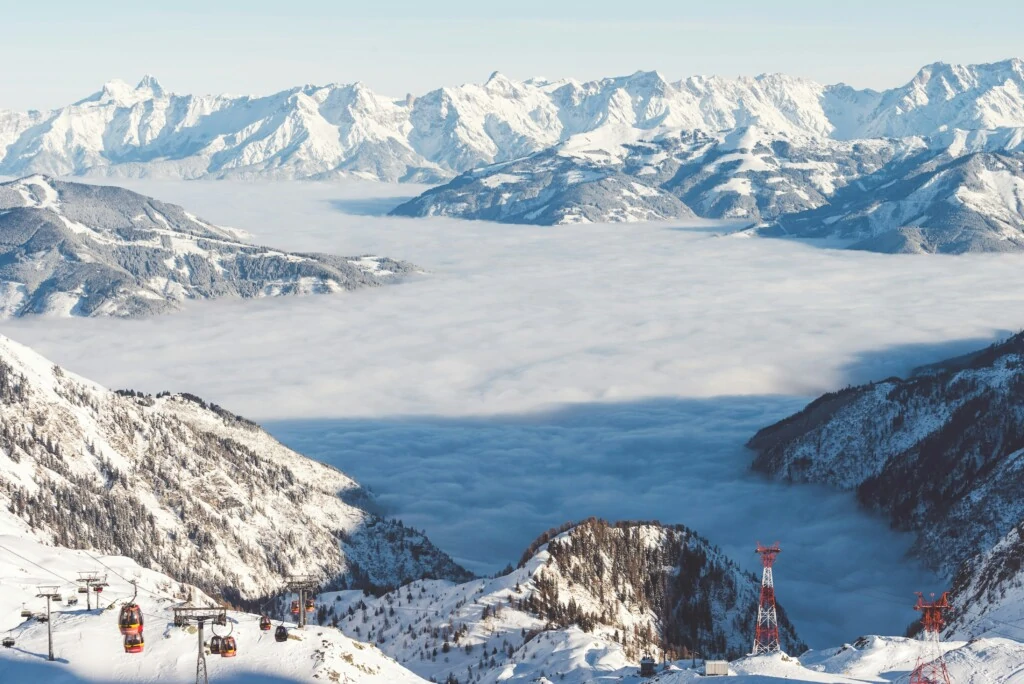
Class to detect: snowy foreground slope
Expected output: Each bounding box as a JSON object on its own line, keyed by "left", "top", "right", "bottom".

{"left": 0, "top": 175, "right": 414, "bottom": 317}
{"left": 0, "top": 534, "right": 428, "bottom": 683}
{"left": 3, "top": 534, "right": 1023, "bottom": 684}
{"left": 311, "top": 521, "right": 1023, "bottom": 683}
{"left": 3, "top": 59, "right": 1024, "bottom": 182}
{"left": 748, "top": 330, "right": 1024, "bottom": 636}
{"left": 320, "top": 519, "right": 802, "bottom": 683}
{"left": 0, "top": 334, "right": 470, "bottom": 602}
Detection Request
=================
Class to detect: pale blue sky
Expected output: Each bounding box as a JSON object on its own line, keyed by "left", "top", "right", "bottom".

{"left": 4, "top": 0, "right": 1022, "bottom": 110}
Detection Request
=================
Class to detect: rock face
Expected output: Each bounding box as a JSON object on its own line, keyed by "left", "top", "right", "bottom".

{"left": 746, "top": 331, "right": 1024, "bottom": 635}
{"left": 0, "top": 175, "right": 414, "bottom": 317}
{"left": 0, "top": 334, "right": 471, "bottom": 601}
{"left": 322, "top": 518, "right": 803, "bottom": 684}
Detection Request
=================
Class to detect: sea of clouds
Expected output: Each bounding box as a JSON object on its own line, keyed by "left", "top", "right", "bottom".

{"left": 5, "top": 178, "right": 1024, "bottom": 646}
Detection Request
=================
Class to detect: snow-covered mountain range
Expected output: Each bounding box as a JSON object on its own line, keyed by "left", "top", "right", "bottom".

{"left": 2, "top": 59, "right": 1023, "bottom": 183}
{"left": 0, "top": 175, "right": 413, "bottom": 317}
{"left": 6, "top": 59, "right": 1024, "bottom": 252}
{"left": 396, "top": 122, "right": 1024, "bottom": 253}
{"left": 0, "top": 334, "right": 470, "bottom": 602}
{"left": 746, "top": 330, "right": 1024, "bottom": 637}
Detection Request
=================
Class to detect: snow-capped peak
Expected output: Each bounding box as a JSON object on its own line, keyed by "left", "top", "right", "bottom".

{"left": 135, "top": 73, "right": 165, "bottom": 96}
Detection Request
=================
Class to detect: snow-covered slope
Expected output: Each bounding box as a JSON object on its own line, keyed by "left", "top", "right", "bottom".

{"left": 4, "top": 533, "right": 1021, "bottom": 683}
{"left": 0, "top": 334, "right": 470, "bottom": 602}
{"left": 391, "top": 126, "right": 919, "bottom": 226}
{"left": 765, "top": 130, "right": 1024, "bottom": 253}
{"left": 396, "top": 122, "right": 1024, "bottom": 252}
{"left": 0, "top": 533, "right": 428, "bottom": 683}
{"left": 850, "top": 59, "right": 1024, "bottom": 140}
{"left": 746, "top": 331, "right": 1024, "bottom": 637}
{"left": 3, "top": 60, "right": 1024, "bottom": 183}
{"left": 0, "top": 175, "right": 414, "bottom": 317}
{"left": 316, "top": 519, "right": 801, "bottom": 683}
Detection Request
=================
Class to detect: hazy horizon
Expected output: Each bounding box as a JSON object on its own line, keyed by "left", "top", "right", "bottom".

{"left": 3, "top": 0, "right": 1023, "bottom": 110}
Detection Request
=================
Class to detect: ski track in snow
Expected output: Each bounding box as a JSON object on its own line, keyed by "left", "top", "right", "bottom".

{"left": 5, "top": 179, "right": 1024, "bottom": 647}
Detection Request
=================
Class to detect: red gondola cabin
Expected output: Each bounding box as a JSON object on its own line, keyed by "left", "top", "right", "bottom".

{"left": 124, "top": 633, "right": 144, "bottom": 654}
{"left": 118, "top": 604, "right": 143, "bottom": 635}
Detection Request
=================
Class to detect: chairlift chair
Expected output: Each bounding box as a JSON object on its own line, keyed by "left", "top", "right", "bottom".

{"left": 220, "top": 636, "right": 237, "bottom": 657}
{"left": 290, "top": 600, "right": 300, "bottom": 615}
{"left": 275, "top": 625, "right": 289, "bottom": 643}
{"left": 210, "top": 635, "right": 223, "bottom": 654}
{"left": 19, "top": 605, "right": 31, "bottom": 619}
{"left": 259, "top": 615, "right": 272, "bottom": 631}
{"left": 305, "top": 598, "right": 315, "bottom": 613}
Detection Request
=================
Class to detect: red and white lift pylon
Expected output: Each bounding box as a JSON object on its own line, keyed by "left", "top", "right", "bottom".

{"left": 910, "top": 591, "right": 952, "bottom": 684}
{"left": 752, "top": 542, "right": 782, "bottom": 655}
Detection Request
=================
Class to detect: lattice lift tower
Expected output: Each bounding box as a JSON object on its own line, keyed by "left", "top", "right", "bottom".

{"left": 173, "top": 607, "right": 228, "bottom": 684}
{"left": 910, "top": 592, "right": 952, "bottom": 684}
{"left": 286, "top": 574, "right": 318, "bottom": 628}
{"left": 752, "top": 542, "right": 782, "bottom": 655}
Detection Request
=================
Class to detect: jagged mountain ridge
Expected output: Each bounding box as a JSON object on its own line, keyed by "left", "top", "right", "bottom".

{"left": 745, "top": 331, "right": 1024, "bottom": 634}
{"left": 0, "top": 334, "right": 471, "bottom": 603}
{"left": 317, "top": 519, "right": 802, "bottom": 684}
{"left": 0, "top": 175, "right": 414, "bottom": 317}
{"left": 3, "top": 59, "right": 1024, "bottom": 182}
